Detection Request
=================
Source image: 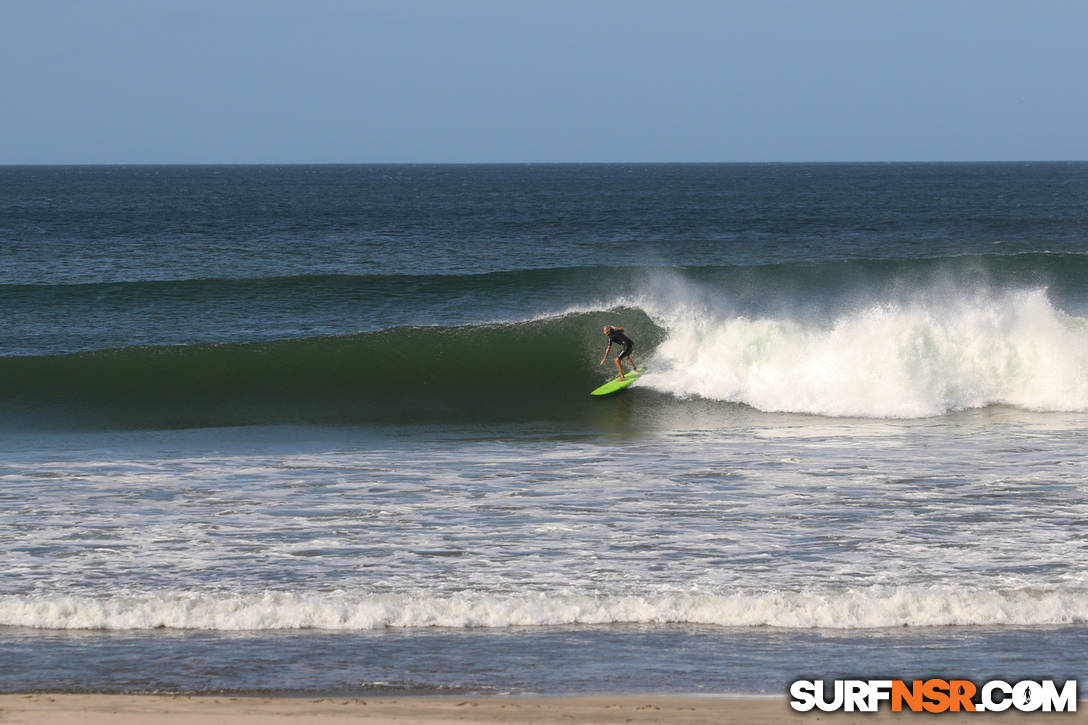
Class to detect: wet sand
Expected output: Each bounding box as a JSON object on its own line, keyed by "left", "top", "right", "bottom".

{"left": 0, "top": 694, "right": 1084, "bottom": 724}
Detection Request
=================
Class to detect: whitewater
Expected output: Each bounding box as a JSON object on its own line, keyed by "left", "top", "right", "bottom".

{"left": 4, "top": 406, "right": 1086, "bottom": 631}
{"left": 5, "top": 586, "right": 1088, "bottom": 631}
{"left": 640, "top": 283, "right": 1088, "bottom": 418}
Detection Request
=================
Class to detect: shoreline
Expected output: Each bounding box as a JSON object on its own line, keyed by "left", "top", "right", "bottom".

{"left": 2, "top": 694, "right": 1085, "bottom": 724}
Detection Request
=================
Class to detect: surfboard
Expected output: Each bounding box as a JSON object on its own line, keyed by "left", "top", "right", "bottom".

{"left": 590, "top": 369, "right": 644, "bottom": 397}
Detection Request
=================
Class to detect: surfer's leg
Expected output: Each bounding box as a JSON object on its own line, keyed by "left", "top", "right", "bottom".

{"left": 614, "top": 357, "right": 625, "bottom": 380}
{"left": 618, "top": 343, "right": 636, "bottom": 373}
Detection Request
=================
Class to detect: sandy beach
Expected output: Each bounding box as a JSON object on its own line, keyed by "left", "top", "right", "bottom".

{"left": 1, "top": 694, "right": 1085, "bottom": 724}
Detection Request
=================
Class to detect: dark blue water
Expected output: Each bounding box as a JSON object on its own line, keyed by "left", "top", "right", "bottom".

{"left": 5, "top": 163, "right": 1088, "bottom": 287}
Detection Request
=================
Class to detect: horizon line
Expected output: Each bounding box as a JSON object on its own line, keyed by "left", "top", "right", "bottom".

{"left": 3, "top": 159, "right": 1087, "bottom": 167}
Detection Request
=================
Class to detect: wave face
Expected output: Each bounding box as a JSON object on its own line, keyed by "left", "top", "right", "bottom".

{"left": 3, "top": 587, "right": 1086, "bottom": 631}
{"left": 0, "top": 310, "right": 664, "bottom": 429}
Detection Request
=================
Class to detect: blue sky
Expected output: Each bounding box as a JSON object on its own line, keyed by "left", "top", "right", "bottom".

{"left": 3, "top": 0, "right": 1086, "bottom": 163}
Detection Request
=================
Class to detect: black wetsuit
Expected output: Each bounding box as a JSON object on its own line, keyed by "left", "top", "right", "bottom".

{"left": 606, "top": 328, "right": 634, "bottom": 359}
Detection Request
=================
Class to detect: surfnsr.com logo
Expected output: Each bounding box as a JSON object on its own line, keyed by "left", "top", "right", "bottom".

{"left": 790, "top": 679, "right": 1078, "bottom": 713}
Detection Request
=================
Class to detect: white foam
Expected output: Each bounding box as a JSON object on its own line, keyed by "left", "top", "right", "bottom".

{"left": 3, "top": 586, "right": 1086, "bottom": 631}
{"left": 642, "top": 287, "right": 1088, "bottom": 417}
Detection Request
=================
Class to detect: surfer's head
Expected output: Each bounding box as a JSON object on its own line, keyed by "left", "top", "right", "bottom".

{"left": 603, "top": 325, "right": 612, "bottom": 335}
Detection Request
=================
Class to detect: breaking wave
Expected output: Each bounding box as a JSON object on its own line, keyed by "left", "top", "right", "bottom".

{"left": 3, "top": 253, "right": 1088, "bottom": 429}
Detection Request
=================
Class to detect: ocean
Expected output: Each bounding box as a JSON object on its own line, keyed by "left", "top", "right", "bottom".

{"left": 1, "top": 163, "right": 1086, "bottom": 696}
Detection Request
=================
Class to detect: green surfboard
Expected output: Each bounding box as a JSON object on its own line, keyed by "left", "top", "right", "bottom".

{"left": 590, "top": 369, "right": 644, "bottom": 397}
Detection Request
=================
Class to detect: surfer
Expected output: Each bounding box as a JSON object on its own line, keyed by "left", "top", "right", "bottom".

{"left": 600, "top": 325, "right": 638, "bottom": 380}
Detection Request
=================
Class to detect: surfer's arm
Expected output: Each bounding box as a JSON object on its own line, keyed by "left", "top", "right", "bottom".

{"left": 600, "top": 342, "right": 612, "bottom": 364}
